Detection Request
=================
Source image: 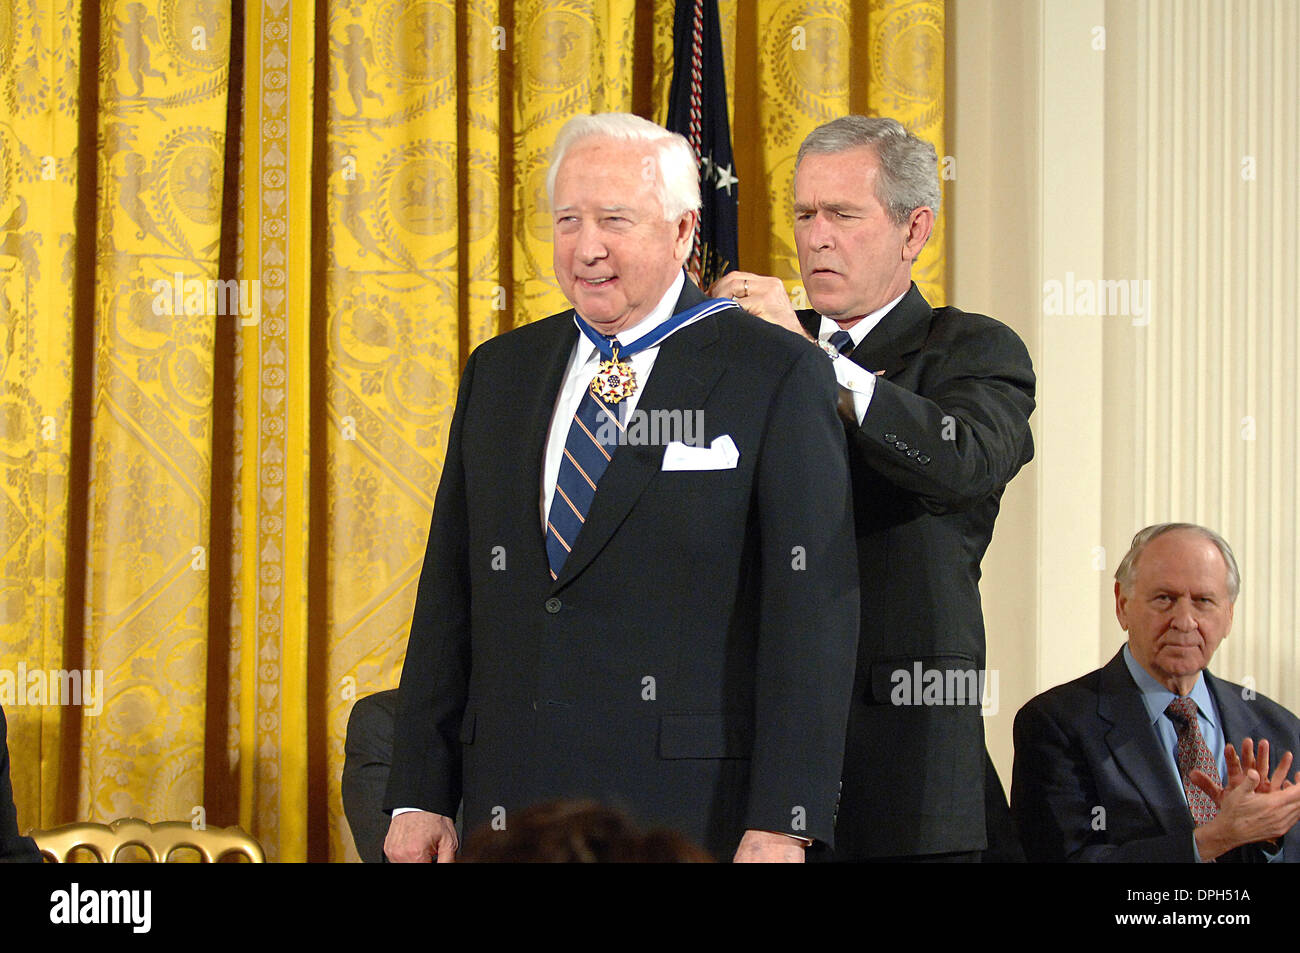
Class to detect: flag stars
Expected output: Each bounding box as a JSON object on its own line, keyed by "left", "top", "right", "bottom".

{"left": 699, "top": 152, "right": 738, "bottom": 196}
{"left": 713, "top": 162, "right": 738, "bottom": 195}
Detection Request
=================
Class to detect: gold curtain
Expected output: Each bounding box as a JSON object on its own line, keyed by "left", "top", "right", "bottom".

{"left": 0, "top": 0, "right": 944, "bottom": 861}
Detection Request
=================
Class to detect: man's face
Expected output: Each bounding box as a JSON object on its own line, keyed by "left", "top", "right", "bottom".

{"left": 552, "top": 139, "right": 694, "bottom": 335}
{"left": 793, "top": 146, "right": 923, "bottom": 322}
{"left": 1116, "top": 530, "right": 1235, "bottom": 692}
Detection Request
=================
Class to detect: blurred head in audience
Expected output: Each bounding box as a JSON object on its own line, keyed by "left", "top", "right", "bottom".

{"left": 459, "top": 800, "right": 714, "bottom": 863}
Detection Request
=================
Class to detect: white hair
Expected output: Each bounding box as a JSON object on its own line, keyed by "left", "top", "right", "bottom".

{"left": 1115, "top": 522, "right": 1241, "bottom": 602}
{"left": 546, "top": 113, "right": 701, "bottom": 221}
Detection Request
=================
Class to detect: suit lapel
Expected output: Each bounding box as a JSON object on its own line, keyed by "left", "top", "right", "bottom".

{"left": 1206, "top": 671, "right": 1260, "bottom": 753}
{"left": 1097, "top": 650, "right": 1194, "bottom": 835}
{"left": 847, "top": 283, "right": 932, "bottom": 378}
{"left": 550, "top": 280, "right": 726, "bottom": 591}
{"left": 797, "top": 282, "right": 933, "bottom": 379}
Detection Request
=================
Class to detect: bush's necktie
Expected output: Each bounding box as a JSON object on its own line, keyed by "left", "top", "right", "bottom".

{"left": 828, "top": 329, "right": 855, "bottom": 355}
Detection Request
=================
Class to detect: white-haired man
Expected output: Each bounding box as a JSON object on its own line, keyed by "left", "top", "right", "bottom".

{"left": 382, "top": 113, "right": 860, "bottom": 863}
{"left": 1012, "top": 523, "right": 1300, "bottom": 862}
{"left": 713, "top": 117, "right": 1035, "bottom": 861}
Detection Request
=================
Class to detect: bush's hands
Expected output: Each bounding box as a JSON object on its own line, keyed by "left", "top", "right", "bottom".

{"left": 384, "top": 810, "right": 458, "bottom": 863}
{"left": 1190, "top": 739, "right": 1300, "bottom": 860}
{"left": 732, "top": 829, "right": 807, "bottom": 863}
{"left": 710, "top": 271, "right": 811, "bottom": 341}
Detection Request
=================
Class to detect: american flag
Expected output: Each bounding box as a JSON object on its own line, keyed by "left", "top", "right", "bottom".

{"left": 665, "top": 0, "right": 739, "bottom": 290}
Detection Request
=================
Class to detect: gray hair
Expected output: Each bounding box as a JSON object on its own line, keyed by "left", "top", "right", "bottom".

{"left": 1114, "top": 523, "right": 1241, "bottom": 602}
{"left": 796, "top": 116, "right": 941, "bottom": 225}
{"left": 546, "top": 113, "right": 701, "bottom": 222}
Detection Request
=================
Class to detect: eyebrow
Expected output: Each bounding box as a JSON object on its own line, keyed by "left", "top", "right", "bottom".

{"left": 794, "top": 200, "right": 866, "bottom": 215}
{"left": 553, "top": 205, "right": 634, "bottom": 214}
{"left": 1149, "top": 587, "right": 1220, "bottom": 599}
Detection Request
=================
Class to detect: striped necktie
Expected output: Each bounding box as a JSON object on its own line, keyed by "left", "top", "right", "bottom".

{"left": 545, "top": 352, "right": 625, "bottom": 579}
{"left": 544, "top": 295, "right": 736, "bottom": 579}
{"left": 829, "top": 329, "right": 855, "bottom": 355}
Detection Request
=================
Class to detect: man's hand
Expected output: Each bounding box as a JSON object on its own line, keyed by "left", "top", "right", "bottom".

{"left": 1190, "top": 767, "right": 1300, "bottom": 861}
{"left": 709, "top": 271, "right": 810, "bottom": 341}
{"left": 384, "top": 810, "right": 458, "bottom": 863}
{"left": 1190, "top": 738, "right": 1296, "bottom": 800}
{"left": 1232, "top": 738, "right": 1294, "bottom": 792}
{"left": 732, "top": 829, "right": 807, "bottom": 863}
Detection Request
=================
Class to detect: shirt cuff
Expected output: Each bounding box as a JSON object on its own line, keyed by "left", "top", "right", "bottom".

{"left": 831, "top": 356, "right": 877, "bottom": 425}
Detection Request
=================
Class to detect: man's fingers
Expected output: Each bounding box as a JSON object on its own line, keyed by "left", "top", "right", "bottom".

{"left": 1189, "top": 768, "right": 1225, "bottom": 803}
{"left": 707, "top": 271, "right": 807, "bottom": 339}
{"left": 1257, "top": 739, "right": 1270, "bottom": 784}
{"left": 383, "top": 837, "right": 430, "bottom": 863}
{"left": 710, "top": 271, "right": 789, "bottom": 307}
{"left": 1268, "top": 751, "right": 1292, "bottom": 791}
{"left": 1225, "top": 743, "right": 1242, "bottom": 782}
{"left": 1240, "top": 737, "right": 1256, "bottom": 773}
{"left": 704, "top": 270, "right": 736, "bottom": 298}
{"left": 709, "top": 270, "right": 758, "bottom": 300}
{"left": 436, "top": 837, "right": 457, "bottom": 863}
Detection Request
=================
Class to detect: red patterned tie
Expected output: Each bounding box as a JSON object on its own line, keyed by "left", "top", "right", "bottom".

{"left": 1166, "top": 696, "right": 1220, "bottom": 824}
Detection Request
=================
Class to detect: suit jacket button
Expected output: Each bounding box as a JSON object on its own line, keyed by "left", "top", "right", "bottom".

{"left": 544, "top": 597, "right": 562, "bottom": 614}
{"left": 894, "top": 440, "right": 909, "bottom": 451}
{"left": 917, "top": 454, "right": 931, "bottom": 465}
{"left": 883, "top": 432, "right": 898, "bottom": 443}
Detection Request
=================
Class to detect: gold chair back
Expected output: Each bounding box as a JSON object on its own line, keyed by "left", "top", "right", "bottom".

{"left": 30, "top": 817, "right": 265, "bottom": 863}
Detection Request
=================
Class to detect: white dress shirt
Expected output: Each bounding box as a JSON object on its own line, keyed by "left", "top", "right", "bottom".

{"left": 540, "top": 270, "right": 701, "bottom": 528}
{"left": 815, "top": 289, "right": 906, "bottom": 425}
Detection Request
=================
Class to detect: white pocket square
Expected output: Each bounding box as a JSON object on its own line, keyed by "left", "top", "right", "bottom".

{"left": 661, "top": 434, "right": 740, "bottom": 471}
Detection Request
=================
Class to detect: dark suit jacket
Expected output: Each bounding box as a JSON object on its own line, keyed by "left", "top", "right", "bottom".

{"left": 798, "top": 284, "right": 1035, "bottom": 858}
{"left": 1012, "top": 649, "right": 1300, "bottom": 862}
{"left": 343, "top": 690, "right": 399, "bottom": 863}
{"left": 1, "top": 705, "right": 41, "bottom": 862}
{"left": 385, "top": 278, "right": 861, "bottom": 858}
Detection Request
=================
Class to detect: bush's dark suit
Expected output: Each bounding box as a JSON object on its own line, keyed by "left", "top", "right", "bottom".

{"left": 1012, "top": 649, "right": 1300, "bottom": 862}
{"left": 385, "top": 279, "right": 861, "bottom": 858}
{"left": 798, "top": 283, "right": 1035, "bottom": 858}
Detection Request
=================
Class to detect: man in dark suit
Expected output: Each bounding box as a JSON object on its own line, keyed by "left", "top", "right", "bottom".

{"left": 1012, "top": 523, "right": 1300, "bottom": 862}
{"left": 1, "top": 705, "right": 41, "bottom": 862}
{"left": 382, "top": 113, "right": 860, "bottom": 863}
{"left": 713, "top": 117, "right": 1035, "bottom": 860}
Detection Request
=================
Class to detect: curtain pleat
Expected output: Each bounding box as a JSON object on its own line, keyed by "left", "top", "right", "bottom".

{"left": 79, "top": 0, "right": 232, "bottom": 825}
